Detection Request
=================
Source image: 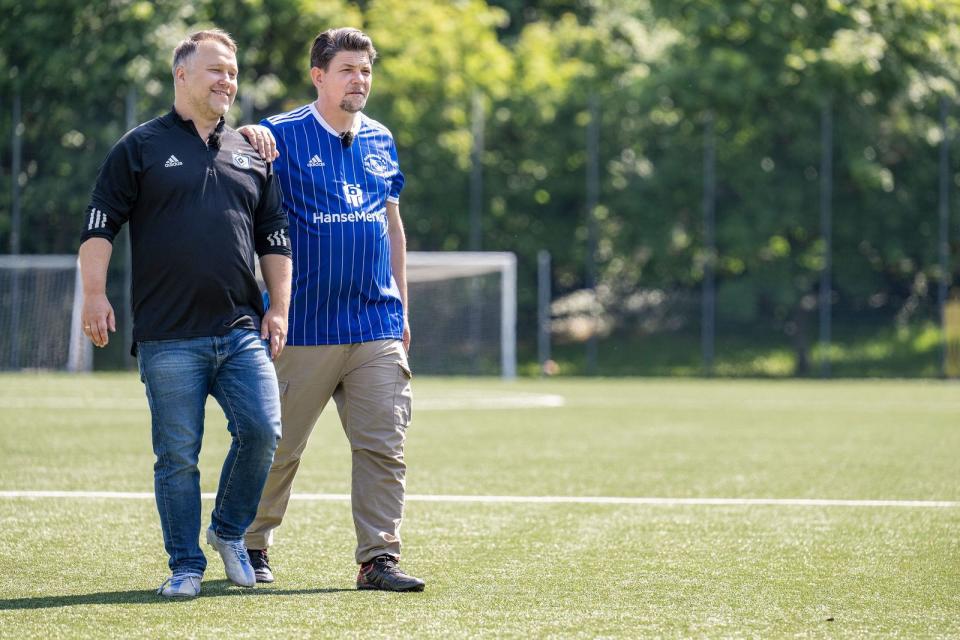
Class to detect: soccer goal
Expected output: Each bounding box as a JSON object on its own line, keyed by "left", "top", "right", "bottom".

{"left": 2, "top": 251, "right": 516, "bottom": 376}
{"left": 406, "top": 251, "right": 516, "bottom": 378}
{"left": 0, "top": 255, "right": 92, "bottom": 371}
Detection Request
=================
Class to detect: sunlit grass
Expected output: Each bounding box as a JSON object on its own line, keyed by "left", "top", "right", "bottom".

{"left": 0, "top": 374, "right": 957, "bottom": 638}
{"left": 533, "top": 319, "right": 942, "bottom": 377}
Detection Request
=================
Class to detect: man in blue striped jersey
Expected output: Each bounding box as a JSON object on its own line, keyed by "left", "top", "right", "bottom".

{"left": 239, "top": 27, "right": 424, "bottom": 592}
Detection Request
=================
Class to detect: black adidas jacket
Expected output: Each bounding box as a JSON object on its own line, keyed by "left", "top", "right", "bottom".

{"left": 80, "top": 108, "right": 291, "bottom": 351}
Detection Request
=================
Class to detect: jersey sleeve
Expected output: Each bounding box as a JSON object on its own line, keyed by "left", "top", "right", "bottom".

{"left": 253, "top": 163, "right": 292, "bottom": 258}
{"left": 387, "top": 139, "right": 404, "bottom": 204}
{"left": 80, "top": 132, "right": 141, "bottom": 244}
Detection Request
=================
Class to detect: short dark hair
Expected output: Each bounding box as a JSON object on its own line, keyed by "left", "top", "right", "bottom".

{"left": 172, "top": 29, "right": 237, "bottom": 77}
{"left": 310, "top": 27, "right": 377, "bottom": 71}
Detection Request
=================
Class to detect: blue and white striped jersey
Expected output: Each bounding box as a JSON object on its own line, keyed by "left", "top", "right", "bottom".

{"left": 263, "top": 102, "right": 405, "bottom": 345}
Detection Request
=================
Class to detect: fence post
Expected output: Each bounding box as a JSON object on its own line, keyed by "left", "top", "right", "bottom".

{"left": 819, "top": 98, "right": 834, "bottom": 379}
{"left": 537, "top": 250, "right": 552, "bottom": 376}
{"left": 702, "top": 110, "right": 716, "bottom": 376}
{"left": 938, "top": 96, "right": 951, "bottom": 377}
{"left": 469, "top": 91, "right": 484, "bottom": 252}
{"left": 585, "top": 95, "right": 600, "bottom": 375}
{"left": 8, "top": 89, "right": 23, "bottom": 369}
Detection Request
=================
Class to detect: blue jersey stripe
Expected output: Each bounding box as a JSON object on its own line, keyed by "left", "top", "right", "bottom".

{"left": 356, "top": 132, "right": 376, "bottom": 336}
{"left": 359, "top": 130, "right": 388, "bottom": 337}
{"left": 310, "top": 113, "right": 332, "bottom": 343}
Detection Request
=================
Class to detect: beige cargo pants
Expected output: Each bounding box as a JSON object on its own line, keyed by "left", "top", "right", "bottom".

{"left": 244, "top": 339, "right": 413, "bottom": 563}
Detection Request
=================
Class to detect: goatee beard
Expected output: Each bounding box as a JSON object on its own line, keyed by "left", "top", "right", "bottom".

{"left": 340, "top": 98, "right": 364, "bottom": 113}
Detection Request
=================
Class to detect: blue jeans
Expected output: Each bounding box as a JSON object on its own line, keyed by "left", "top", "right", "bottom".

{"left": 137, "top": 328, "right": 281, "bottom": 576}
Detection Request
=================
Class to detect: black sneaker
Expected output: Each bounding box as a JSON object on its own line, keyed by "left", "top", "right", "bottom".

{"left": 356, "top": 555, "right": 425, "bottom": 592}
{"left": 247, "top": 548, "right": 275, "bottom": 583}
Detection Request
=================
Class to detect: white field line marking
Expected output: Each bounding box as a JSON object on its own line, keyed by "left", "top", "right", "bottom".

{"left": 0, "top": 491, "right": 956, "bottom": 508}
{"left": 416, "top": 394, "right": 565, "bottom": 410}
{"left": 0, "top": 393, "right": 566, "bottom": 411}
{"left": 9, "top": 393, "right": 960, "bottom": 413}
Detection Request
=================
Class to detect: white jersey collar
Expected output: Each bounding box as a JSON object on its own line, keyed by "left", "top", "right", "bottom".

{"left": 310, "top": 102, "right": 362, "bottom": 138}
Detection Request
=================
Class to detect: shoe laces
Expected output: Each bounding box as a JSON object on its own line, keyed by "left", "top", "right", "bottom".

{"left": 157, "top": 577, "right": 174, "bottom": 594}
{"left": 158, "top": 573, "right": 200, "bottom": 594}
{"left": 219, "top": 537, "right": 248, "bottom": 564}
{"left": 229, "top": 541, "right": 248, "bottom": 563}
{"left": 370, "top": 555, "right": 400, "bottom": 573}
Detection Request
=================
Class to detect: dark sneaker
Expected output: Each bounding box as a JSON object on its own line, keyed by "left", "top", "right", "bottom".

{"left": 356, "top": 555, "right": 425, "bottom": 592}
{"left": 247, "top": 548, "right": 275, "bottom": 583}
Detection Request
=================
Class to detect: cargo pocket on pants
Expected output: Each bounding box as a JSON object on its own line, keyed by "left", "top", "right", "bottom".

{"left": 394, "top": 362, "right": 413, "bottom": 429}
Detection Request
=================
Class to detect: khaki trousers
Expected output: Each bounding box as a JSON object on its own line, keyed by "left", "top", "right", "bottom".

{"left": 244, "top": 339, "right": 413, "bottom": 563}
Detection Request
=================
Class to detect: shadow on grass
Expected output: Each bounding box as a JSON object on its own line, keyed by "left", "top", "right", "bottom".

{"left": 0, "top": 580, "right": 356, "bottom": 610}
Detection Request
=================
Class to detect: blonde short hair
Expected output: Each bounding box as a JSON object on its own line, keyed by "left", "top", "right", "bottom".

{"left": 172, "top": 29, "right": 237, "bottom": 77}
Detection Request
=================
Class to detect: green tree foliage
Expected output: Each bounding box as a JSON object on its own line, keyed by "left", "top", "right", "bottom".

{"left": 0, "top": 0, "right": 182, "bottom": 252}
{"left": 606, "top": 0, "right": 960, "bottom": 370}
{"left": 363, "top": 0, "right": 514, "bottom": 251}
{"left": 0, "top": 0, "right": 360, "bottom": 253}
{"left": 193, "top": 0, "right": 362, "bottom": 116}
{"left": 3, "top": 0, "right": 960, "bottom": 372}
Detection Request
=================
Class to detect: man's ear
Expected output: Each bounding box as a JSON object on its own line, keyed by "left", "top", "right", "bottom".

{"left": 310, "top": 66, "right": 324, "bottom": 89}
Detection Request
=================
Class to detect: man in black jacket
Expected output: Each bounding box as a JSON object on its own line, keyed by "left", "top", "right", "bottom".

{"left": 77, "top": 29, "right": 291, "bottom": 598}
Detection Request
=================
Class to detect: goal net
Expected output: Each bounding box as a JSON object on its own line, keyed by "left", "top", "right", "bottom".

{"left": 3, "top": 252, "right": 516, "bottom": 376}
{"left": 406, "top": 251, "right": 516, "bottom": 378}
{"left": 0, "top": 255, "right": 92, "bottom": 371}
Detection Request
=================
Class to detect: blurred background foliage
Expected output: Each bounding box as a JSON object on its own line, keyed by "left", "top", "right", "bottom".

{"left": 2, "top": 0, "right": 960, "bottom": 375}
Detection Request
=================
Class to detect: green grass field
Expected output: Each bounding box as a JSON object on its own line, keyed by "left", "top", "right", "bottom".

{"left": 1, "top": 374, "right": 958, "bottom": 638}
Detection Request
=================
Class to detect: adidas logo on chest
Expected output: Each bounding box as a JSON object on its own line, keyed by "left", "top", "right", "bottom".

{"left": 164, "top": 155, "right": 183, "bottom": 168}
{"left": 307, "top": 155, "right": 325, "bottom": 168}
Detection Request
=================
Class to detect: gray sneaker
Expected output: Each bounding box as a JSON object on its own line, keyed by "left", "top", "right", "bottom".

{"left": 157, "top": 573, "right": 202, "bottom": 598}
{"left": 206, "top": 528, "right": 256, "bottom": 587}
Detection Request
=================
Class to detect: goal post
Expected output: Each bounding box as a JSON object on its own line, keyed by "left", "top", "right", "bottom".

{"left": 406, "top": 251, "right": 516, "bottom": 378}
{"left": 0, "top": 254, "right": 92, "bottom": 372}
{"left": 1, "top": 250, "right": 516, "bottom": 375}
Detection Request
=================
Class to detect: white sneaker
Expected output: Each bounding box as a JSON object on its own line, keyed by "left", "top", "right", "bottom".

{"left": 206, "top": 528, "right": 256, "bottom": 587}
{"left": 157, "top": 573, "right": 202, "bottom": 598}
